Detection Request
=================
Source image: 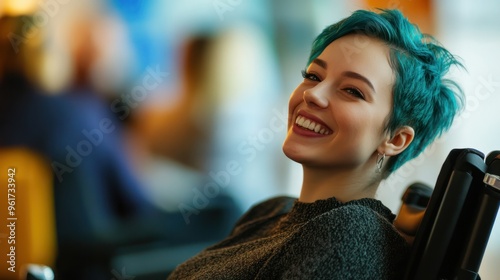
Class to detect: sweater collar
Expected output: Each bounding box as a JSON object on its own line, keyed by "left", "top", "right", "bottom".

{"left": 283, "top": 196, "right": 396, "bottom": 225}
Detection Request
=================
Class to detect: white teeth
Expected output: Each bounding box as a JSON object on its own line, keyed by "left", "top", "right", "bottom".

{"left": 296, "top": 117, "right": 304, "bottom": 126}
{"left": 303, "top": 119, "right": 311, "bottom": 127}
{"left": 295, "top": 115, "right": 330, "bottom": 135}
{"left": 308, "top": 122, "right": 316, "bottom": 130}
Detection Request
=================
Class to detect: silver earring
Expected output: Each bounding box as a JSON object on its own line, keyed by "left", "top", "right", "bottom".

{"left": 376, "top": 153, "right": 385, "bottom": 173}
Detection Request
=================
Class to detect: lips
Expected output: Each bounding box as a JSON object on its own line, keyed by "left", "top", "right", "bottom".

{"left": 294, "top": 111, "right": 332, "bottom": 135}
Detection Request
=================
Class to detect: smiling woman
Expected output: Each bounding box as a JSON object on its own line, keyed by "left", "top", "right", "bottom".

{"left": 283, "top": 34, "right": 403, "bottom": 204}
{"left": 167, "top": 9, "right": 464, "bottom": 280}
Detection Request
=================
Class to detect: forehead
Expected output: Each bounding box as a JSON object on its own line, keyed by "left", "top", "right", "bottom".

{"left": 314, "top": 34, "right": 395, "bottom": 88}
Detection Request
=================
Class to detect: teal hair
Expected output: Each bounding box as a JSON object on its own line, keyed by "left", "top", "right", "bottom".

{"left": 307, "top": 9, "right": 464, "bottom": 175}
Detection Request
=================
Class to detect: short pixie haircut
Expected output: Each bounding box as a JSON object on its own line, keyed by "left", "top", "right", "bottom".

{"left": 307, "top": 9, "right": 464, "bottom": 175}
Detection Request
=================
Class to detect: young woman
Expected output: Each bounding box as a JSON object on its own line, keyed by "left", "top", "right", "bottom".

{"left": 167, "top": 9, "right": 464, "bottom": 279}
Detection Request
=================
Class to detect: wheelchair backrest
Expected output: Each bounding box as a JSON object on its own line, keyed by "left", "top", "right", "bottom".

{"left": 404, "top": 148, "right": 500, "bottom": 280}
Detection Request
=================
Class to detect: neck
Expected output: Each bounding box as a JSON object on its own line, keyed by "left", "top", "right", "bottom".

{"left": 299, "top": 165, "right": 380, "bottom": 203}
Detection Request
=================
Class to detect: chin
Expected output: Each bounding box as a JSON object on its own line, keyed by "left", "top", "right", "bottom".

{"left": 282, "top": 142, "right": 308, "bottom": 164}
{"left": 282, "top": 142, "right": 296, "bottom": 160}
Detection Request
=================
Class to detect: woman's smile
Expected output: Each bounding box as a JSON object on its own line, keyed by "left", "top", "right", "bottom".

{"left": 293, "top": 111, "right": 332, "bottom": 137}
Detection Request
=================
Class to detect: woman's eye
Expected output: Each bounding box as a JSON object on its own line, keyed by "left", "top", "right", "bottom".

{"left": 301, "top": 70, "right": 320, "bottom": 82}
{"left": 343, "top": 87, "right": 365, "bottom": 99}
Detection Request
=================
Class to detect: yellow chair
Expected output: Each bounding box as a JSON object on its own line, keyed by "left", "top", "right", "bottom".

{"left": 0, "top": 148, "right": 57, "bottom": 280}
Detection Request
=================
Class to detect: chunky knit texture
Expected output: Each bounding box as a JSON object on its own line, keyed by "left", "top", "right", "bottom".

{"left": 168, "top": 196, "right": 410, "bottom": 279}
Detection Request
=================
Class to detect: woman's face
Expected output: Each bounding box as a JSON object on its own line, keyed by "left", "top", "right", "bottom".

{"left": 283, "top": 34, "right": 395, "bottom": 170}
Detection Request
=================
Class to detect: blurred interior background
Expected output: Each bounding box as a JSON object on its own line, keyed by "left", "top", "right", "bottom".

{"left": 0, "top": 0, "right": 499, "bottom": 279}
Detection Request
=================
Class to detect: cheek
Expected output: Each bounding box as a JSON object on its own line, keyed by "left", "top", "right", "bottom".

{"left": 336, "top": 108, "right": 376, "bottom": 141}
{"left": 333, "top": 111, "right": 380, "bottom": 162}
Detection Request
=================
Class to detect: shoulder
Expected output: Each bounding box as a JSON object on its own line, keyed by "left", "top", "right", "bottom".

{"left": 319, "top": 203, "right": 395, "bottom": 231}
{"left": 231, "top": 196, "right": 296, "bottom": 233}
{"left": 303, "top": 203, "right": 406, "bottom": 254}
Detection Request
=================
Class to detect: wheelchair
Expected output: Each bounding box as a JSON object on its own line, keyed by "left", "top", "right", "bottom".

{"left": 399, "top": 148, "right": 500, "bottom": 280}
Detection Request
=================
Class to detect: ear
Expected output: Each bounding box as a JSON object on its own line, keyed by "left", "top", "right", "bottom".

{"left": 379, "top": 126, "right": 415, "bottom": 157}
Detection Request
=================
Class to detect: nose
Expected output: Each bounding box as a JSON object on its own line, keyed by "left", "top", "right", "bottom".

{"left": 303, "top": 85, "right": 329, "bottom": 109}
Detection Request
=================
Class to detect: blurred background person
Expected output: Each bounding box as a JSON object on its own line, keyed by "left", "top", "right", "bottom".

{"left": 0, "top": 1, "right": 241, "bottom": 279}
{"left": 0, "top": 10, "right": 162, "bottom": 279}
{"left": 133, "top": 35, "right": 218, "bottom": 171}
{"left": 129, "top": 34, "right": 223, "bottom": 211}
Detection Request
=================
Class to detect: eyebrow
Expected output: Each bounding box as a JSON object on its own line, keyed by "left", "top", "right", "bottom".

{"left": 312, "top": 58, "right": 327, "bottom": 69}
{"left": 312, "top": 58, "right": 376, "bottom": 93}
{"left": 341, "top": 71, "right": 375, "bottom": 92}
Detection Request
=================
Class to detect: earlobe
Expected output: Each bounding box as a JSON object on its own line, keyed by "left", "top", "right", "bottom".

{"left": 381, "top": 126, "right": 415, "bottom": 157}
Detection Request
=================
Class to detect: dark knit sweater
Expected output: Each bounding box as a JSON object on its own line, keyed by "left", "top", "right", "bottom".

{"left": 168, "top": 196, "right": 410, "bottom": 279}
